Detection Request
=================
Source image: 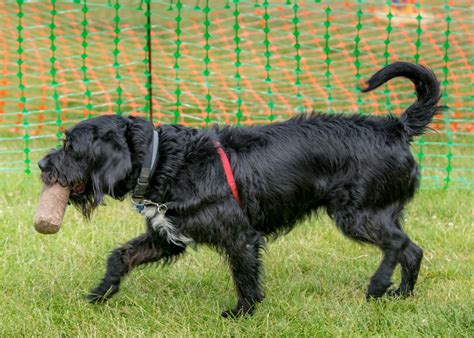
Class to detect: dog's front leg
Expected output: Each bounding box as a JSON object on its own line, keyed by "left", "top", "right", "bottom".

{"left": 221, "top": 230, "right": 265, "bottom": 318}
{"left": 87, "top": 233, "right": 186, "bottom": 302}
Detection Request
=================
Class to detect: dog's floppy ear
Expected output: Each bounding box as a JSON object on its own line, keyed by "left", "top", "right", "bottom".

{"left": 91, "top": 129, "right": 132, "bottom": 200}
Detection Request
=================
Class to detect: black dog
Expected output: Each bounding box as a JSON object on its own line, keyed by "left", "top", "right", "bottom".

{"left": 38, "top": 62, "right": 441, "bottom": 317}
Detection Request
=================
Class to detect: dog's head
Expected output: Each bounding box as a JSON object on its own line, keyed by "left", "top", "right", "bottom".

{"left": 38, "top": 115, "right": 140, "bottom": 218}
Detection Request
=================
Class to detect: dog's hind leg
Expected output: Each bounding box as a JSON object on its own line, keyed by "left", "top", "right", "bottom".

{"left": 388, "top": 234, "right": 423, "bottom": 297}
{"left": 366, "top": 222, "right": 409, "bottom": 299}
{"left": 330, "top": 205, "right": 409, "bottom": 299}
{"left": 221, "top": 230, "right": 265, "bottom": 318}
{"left": 87, "top": 233, "right": 186, "bottom": 303}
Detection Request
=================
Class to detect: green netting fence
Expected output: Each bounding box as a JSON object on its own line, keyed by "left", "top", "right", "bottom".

{"left": 0, "top": 0, "right": 472, "bottom": 189}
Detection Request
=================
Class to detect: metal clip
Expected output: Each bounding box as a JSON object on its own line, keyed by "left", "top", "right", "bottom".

{"left": 131, "top": 198, "right": 167, "bottom": 215}
{"left": 143, "top": 199, "right": 167, "bottom": 214}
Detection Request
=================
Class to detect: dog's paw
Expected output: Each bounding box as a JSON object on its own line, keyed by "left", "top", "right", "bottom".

{"left": 221, "top": 304, "right": 255, "bottom": 319}
{"left": 221, "top": 309, "right": 239, "bottom": 319}
{"left": 86, "top": 284, "right": 119, "bottom": 303}
{"left": 366, "top": 281, "right": 392, "bottom": 300}
{"left": 221, "top": 308, "right": 249, "bottom": 319}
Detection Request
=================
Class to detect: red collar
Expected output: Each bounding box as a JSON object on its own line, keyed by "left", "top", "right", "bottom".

{"left": 213, "top": 140, "right": 241, "bottom": 206}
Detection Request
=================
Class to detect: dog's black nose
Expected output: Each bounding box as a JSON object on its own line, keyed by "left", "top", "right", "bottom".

{"left": 38, "top": 158, "right": 47, "bottom": 171}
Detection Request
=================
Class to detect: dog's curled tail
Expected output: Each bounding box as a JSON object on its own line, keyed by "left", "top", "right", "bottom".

{"left": 361, "top": 61, "right": 443, "bottom": 137}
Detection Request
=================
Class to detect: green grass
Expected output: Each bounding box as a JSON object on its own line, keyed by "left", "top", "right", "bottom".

{"left": 0, "top": 1, "right": 472, "bottom": 334}
{"left": 0, "top": 172, "right": 472, "bottom": 336}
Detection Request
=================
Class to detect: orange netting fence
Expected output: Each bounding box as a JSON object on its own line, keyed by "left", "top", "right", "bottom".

{"left": 0, "top": 0, "right": 472, "bottom": 189}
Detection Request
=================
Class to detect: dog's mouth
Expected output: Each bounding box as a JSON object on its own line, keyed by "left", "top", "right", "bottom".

{"left": 41, "top": 171, "right": 86, "bottom": 195}
{"left": 71, "top": 181, "right": 87, "bottom": 195}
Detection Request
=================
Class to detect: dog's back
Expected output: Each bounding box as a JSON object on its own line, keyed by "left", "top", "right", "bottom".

{"left": 219, "top": 63, "right": 441, "bottom": 235}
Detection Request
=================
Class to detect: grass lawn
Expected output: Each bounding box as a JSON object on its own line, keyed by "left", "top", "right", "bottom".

{"left": 0, "top": 2, "right": 472, "bottom": 333}
{"left": 0, "top": 0, "right": 472, "bottom": 335}
{"left": 0, "top": 171, "right": 472, "bottom": 336}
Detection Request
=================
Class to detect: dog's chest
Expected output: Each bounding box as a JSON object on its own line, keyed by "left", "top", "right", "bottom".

{"left": 142, "top": 206, "right": 193, "bottom": 246}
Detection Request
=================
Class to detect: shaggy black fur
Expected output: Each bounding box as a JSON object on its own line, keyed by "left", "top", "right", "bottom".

{"left": 38, "top": 62, "right": 441, "bottom": 317}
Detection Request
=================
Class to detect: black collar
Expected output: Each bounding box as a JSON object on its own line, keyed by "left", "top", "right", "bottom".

{"left": 132, "top": 129, "right": 159, "bottom": 202}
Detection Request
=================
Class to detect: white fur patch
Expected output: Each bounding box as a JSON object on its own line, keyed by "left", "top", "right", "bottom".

{"left": 143, "top": 206, "right": 193, "bottom": 246}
